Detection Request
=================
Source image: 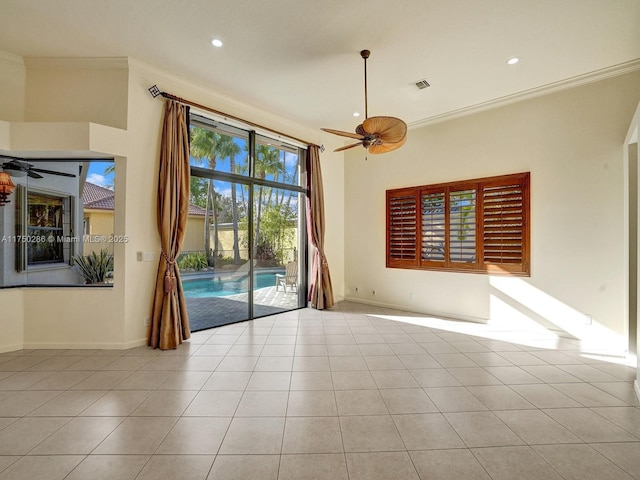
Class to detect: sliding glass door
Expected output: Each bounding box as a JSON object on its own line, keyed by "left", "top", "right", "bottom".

{"left": 180, "top": 115, "right": 307, "bottom": 330}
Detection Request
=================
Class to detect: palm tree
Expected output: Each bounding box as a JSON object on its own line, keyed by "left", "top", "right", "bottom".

{"left": 254, "top": 144, "right": 285, "bottom": 258}
{"left": 215, "top": 135, "right": 242, "bottom": 264}
{"left": 190, "top": 127, "right": 222, "bottom": 265}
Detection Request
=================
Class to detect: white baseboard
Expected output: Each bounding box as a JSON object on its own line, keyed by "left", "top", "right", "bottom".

{"left": 21, "top": 338, "right": 148, "bottom": 351}
{"left": 635, "top": 379, "right": 640, "bottom": 403}
{"left": 0, "top": 344, "right": 24, "bottom": 354}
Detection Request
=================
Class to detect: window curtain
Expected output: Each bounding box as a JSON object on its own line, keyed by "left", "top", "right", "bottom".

{"left": 148, "top": 99, "right": 191, "bottom": 350}
{"left": 306, "top": 145, "right": 335, "bottom": 309}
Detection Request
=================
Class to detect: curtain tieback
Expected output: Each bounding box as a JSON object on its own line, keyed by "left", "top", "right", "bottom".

{"left": 162, "top": 251, "right": 177, "bottom": 294}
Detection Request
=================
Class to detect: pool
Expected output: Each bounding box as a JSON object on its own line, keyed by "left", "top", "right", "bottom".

{"left": 182, "top": 272, "right": 280, "bottom": 298}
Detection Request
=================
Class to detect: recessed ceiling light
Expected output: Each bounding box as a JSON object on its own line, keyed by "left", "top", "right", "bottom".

{"left": 353, "top": 112, "right": 360, "bottom": 117}
{"left": 507, "top": 57, "right": 519, "bottom": 65}
{"left": 210, "top": 38, "right": 223, "bottom": 48}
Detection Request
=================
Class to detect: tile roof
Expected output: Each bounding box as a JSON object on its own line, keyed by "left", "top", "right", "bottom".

{"left": 82, "top": 182, "right": 206, "bottom": 215}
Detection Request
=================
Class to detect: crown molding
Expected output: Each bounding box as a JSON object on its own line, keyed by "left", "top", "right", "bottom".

{"left": 409, "top": 58, "right": 640, "bottom": 130}
{"left": 23, "top": 57, "right": 129, "bottom": 70}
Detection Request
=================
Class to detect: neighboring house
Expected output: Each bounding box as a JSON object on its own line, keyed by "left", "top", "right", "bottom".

{"left": 82, "top": 182, "right": 206, "bottom": 255}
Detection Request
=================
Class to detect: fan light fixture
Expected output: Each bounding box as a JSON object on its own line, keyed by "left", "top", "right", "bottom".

{"left": 322, "top": 50, "right": 407, "bottom": 154}
{"left": 0, "top": 171, "right": 16, "bottom": 206}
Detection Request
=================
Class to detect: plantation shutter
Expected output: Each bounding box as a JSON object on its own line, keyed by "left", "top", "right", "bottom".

{"left": 386, "top": 189, "right": 419, "bottom": 267}
{"left": 481, "top": 173, "right": 529, "bottom": 274}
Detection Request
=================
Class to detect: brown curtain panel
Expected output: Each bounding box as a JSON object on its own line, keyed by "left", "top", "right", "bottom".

{"left": 306, "top": 145, "right": 335, "bottom": 309}
{"left": 148, "top": 99, "right": 191, "bottom": 350}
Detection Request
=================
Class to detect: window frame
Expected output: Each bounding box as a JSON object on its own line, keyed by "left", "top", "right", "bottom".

{"left": 386, "top": 172, "right": 530, "bottom": 276}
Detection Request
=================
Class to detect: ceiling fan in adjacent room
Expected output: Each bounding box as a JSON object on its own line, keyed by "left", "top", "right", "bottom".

{"left": 322, "top": 50, "right": 407, "bottom": 154}
{"left": 0, "top": 157, "right": 77, "bottom": 178}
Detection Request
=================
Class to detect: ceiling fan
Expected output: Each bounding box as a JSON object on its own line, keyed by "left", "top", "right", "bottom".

{"left": 0, "top": 157, "right": 77, "bottom": 179}
{"left": 322, "top": 50, "right": 407, "bottom": 154}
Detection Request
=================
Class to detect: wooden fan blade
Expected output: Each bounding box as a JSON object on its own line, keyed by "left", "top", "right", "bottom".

{"left": 321, "top": 128, "right": 364, "bottom": 140}
{"left": 362, "top": 116, "right": 407, "bottom": 143}
{"left": 368, "top": 135, "right": 407, "bottom": 154}
{"left": 334, "top": 141, "right": 363, "bottom": 152}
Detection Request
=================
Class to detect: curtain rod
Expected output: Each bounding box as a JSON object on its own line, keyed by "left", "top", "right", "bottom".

{"left": 148, "top": 85, "right": 322, "bottom": 151}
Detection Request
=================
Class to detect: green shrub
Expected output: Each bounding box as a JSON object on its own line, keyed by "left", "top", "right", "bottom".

{"left": 73, "top": 249, "right": 114, "bottom": 284}
{"left": 177, "top": 252, "right": 209, "bottom": 271}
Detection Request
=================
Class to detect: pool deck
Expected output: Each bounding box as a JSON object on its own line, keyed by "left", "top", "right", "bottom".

{"left": 186, "top": 285, "right": 301, "bottom": 331}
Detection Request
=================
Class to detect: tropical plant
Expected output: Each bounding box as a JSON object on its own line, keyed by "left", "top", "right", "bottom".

{"left": 73, "top": 249, "right": 114, "bottom": 284}
{"left": 177, "top": 252, "right": 209, "bottom": 271}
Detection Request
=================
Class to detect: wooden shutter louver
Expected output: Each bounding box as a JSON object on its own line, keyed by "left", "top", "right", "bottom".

{"left": 482, "top": 173, "right": 529, "bottom": 274}
{"left": 386, "top": 172, "right": 529, "bottom": 276}
{"left": 387, "top": 191, "right": 418, "bottom": 267}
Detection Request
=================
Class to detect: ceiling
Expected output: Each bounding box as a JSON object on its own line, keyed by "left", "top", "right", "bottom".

{"left": 1, "top": 0, "right": 639, "bottom": 132}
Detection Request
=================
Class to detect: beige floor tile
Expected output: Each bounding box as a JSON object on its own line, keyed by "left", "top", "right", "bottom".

{"left": 533, "top": 444, "right": 634, "bottom": 480}
{"left": 494, "top": 409, "right": 581, "bottom": 444}
{"left": 591, "top": 406, "right": 640, "bottom": 436}
{"left": 393, "top": 413, "right": 465, "bottom": 449}
{"left": 0, "top": 371, "right": 52, "bottom": 390}
{"left": 0, "top": 456, "right": 19, "bottom": 474}
{"left": 550, "top": 382, "right": 629, "bottom": 407}
{"left": 410, "top": 449, "right": 491, "bottom": 480}
{"left": 509, "top": 384, "right": 581, "bottom": 408}
{"left": 235, "top": 391, "right": 288, "bottom": 416}
{"left": 346, "top": 452, "right": 419, "bottom": 480}
{"left": 331, "top": 371, "right": 377, "bottom": 390}
{"left": 64, "top": 455, "right": 149, "bottom": 480}
{"left": 326, "top": 344, "right": 361, "bottom": 356}
{"left": 591, "top": 382, "right": 640, "bottom": 406}
{"left": 380, "top": 388, "right": 438, "bottom": 414}
{"left": 182, "top": 390, "right": 242, "bottom": 416}
{"left": 592, "top": 442, "right": 640, "bottom": 479}
{"left": 292, "top": 356, "right": 330, "bottom": 372}
{"left": 294, "top": 344, "right": 329, "bottom": 356}
{"left": 156, "top": 417, "right": 231, "bottom": 454}
{"left": 93, "top": 416, "right": 177, "bottom": 454}
{"left": 0, "top": 417, "right": 70, "bottom": 455}
{"left": 339, "top": 415, "right": 405, "bottom": 452}
{"left": 287, "top": 390, "right": 337, "bottom": 416}
{"left": 26, "top": 370, "right": 93, "bottom": 390}
{"left": 482, "top": 366, "right": 543, "bottom": 384}
{"left": 472, "top": 445, "right": 564, "bottom": 480}
{"left": 158, "top": 370, "right": 212, "bottom": 390}
{"left": 260, "top": 344, "right": 296, "bottom": 356}
{"left": 425, "top": 386, "right": 488, "bottom": 412}
{"left": 136, "top": 455, "right": 214, "bottom": 480}
{"left": 176, "top": 356, "right": 223, "bottom": 371}
{"left": 409, "top": 368, "right": 461, "bottom": 387}
{"left": 397, "top": 353, "right": 440, "bottom": 369}
{"left": 30, "top": 390, "right": 106, "bottom": 416}
{"left": 542, "top": 407, "right": 639, "bottom": 442}
{"left": 30, "top": 416, "right": 123, "bottom": 454}
{"left": 521, "top": 365, "right": 581, "bottom": 383}
{"left": 282, "top": 416, "right": 343, "bottom": 453}
{"left": 357, "top": 344, "right": 395, "bottom": 355}
{"left": 335, "top": 389, "right": 388, "bottom": 415}
{"left": 371, "top": 370, "right": 419, "bottom": 389}
{"left": 69, "top": 370, "right": 133, "bottom": 390}
{"left": 113, "top": 370, "right": 172, "bottom": 390}
{"left": 215, "top": 356, "right": 258, "bottom": 371}
{"left": 279, "top": 454, "right": 348, "bottom": 480}
{"left": 329, "top": 356, "right": 368, "bottom": 371}
{"left": 131, "top": 389, "right": 198, "bottom": 416}
{"left": 0, "top": 455, "right": 84, "bottom": 480}
{"left": 431, "top": 353, "right": 478, "bottom": 368}
{"left": 207, "top": 455, "right": 279, "bottom": 480}
{"left": 139, "top": 355, "right": 188, "bottom": 371}
{"left": 290, "top": 371, "right": 334, "bottom": 390}
{"left": 444, "top": 411, "right": 524, "bottom": 447}
{"left": 448, "top": 367, "right": 503, "bottom": 386}
{"left": 101, "top": 355, "right": 152, "bottom": 371}
{"left": 246, "top": 371, "right": 291, "bottom": 390}
{"left": 201, "top": 371, "right": 251, "bottom": 390}
{"left": 80, "top": 390, "right": 151, "bottom": 416}
{"left": 218, "top": 417, "right": 285, "bottom": 454}
{"left": 0, "top": 390, "right": 61, "bottom": 416}
{"left": 363, "top": 355, "right": 405, "bottom": 370}
{"left": 467, "top": 385, "right": 535, "bottom": 410}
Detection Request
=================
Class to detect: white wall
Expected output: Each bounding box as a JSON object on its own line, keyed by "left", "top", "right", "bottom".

{"left": 345, "top": 70, "right": 640, "bottom": 355}
{"left": 0, "top": 53, "right": 346, "bottom": 351}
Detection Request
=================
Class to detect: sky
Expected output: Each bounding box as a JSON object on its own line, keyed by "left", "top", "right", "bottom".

{"left": 86, "top": 160, "right": 114, "bottom": 189}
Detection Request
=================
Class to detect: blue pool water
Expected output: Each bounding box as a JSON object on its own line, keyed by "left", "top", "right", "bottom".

{"left": 182, "top": 272, "right": 279, "bottom": 298}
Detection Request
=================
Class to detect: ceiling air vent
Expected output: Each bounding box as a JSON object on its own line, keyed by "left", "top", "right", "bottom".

{"left": 413, "top": 79, "right": 431, "bottom": 90}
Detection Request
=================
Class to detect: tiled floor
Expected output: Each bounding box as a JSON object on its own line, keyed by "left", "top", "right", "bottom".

{"left": 0, "top": 301, "right": 639, "bottom": 479}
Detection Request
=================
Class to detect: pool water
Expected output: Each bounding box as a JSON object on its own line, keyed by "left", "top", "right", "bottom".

{"left": 182, "top": 272, "right": 279, "bottom": 298}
